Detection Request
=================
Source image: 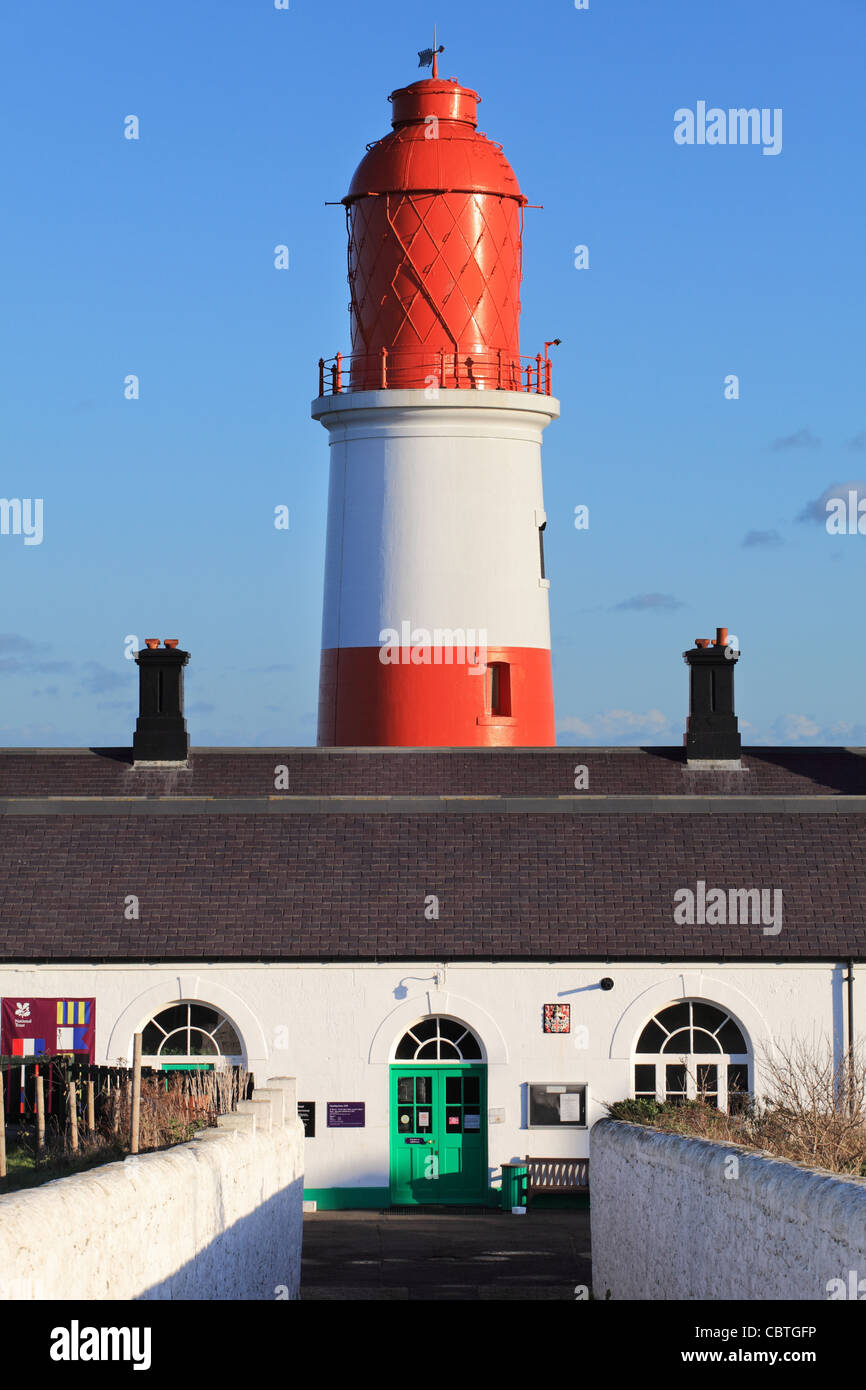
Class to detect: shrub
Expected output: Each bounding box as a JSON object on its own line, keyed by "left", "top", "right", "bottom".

{"left": 604, "top": 1037, "right": 866, "bottom": 1177}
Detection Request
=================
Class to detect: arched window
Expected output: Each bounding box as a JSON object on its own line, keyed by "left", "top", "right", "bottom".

{"left": 394, "top": 1016, "right": 483, "bottom": 1061}
{"left": 633, "top": 1000, "right": 750, "bottom": 1112}
{"left": 141, "top": 1003, "right": 243, "bottom": 1066}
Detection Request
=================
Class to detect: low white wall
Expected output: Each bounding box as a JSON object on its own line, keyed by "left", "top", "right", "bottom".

{"left": 591, "top": 1119, "right": 866, "bottom": 1301}
{"left": 0, "top": 1077, "right": 304, "bottom": 1301}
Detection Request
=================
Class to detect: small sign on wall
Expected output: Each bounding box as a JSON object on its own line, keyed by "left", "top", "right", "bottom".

{"left": 298, "top": 1102, "right": 316, "bottom": 1138}
{"left": 327, "top": 1101, "right": 366, "bottom": 1128}
{"left": 559, "top": 1093, "right": 584, "bottom": 1122}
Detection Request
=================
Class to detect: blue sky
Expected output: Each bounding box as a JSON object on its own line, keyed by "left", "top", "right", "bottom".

{"left": 2, "top": 0, "right": 864, "bottom": 747}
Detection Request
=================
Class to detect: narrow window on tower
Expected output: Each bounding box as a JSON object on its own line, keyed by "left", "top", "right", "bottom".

{"left": 487, "top": 662, "right": 511, "bottom": 717}
{"left": 538, "top": 521, "right": 547, "bottom": 580}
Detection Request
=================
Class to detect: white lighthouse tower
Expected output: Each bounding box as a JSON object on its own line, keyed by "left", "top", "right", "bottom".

{"left": 313, "top": 61, "right": 559, "bottom": 747}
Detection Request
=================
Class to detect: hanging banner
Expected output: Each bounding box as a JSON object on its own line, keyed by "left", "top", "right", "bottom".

{"left": 1, "top": 997, "right": 96, "bottom": 1062}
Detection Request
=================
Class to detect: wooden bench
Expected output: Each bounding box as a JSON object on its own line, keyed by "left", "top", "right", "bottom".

{"left": 523, "top": 1156, "right": 589, "bottom": 1205}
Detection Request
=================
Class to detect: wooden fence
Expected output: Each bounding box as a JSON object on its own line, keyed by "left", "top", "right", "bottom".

{"left": 0, "top": 1053, "right": 252, "bottom": 1176}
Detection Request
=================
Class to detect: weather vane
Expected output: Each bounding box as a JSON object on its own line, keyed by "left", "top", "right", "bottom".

{"left": 418, "top": 24, "right": 445, "bottom": 78}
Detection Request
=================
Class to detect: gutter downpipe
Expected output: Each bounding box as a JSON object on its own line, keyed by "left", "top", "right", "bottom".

{"left": 848, "top": 958, "right": 856, "bottom": 1117}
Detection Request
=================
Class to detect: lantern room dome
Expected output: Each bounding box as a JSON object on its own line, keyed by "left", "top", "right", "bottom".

{"left": 391, "top": 77, "right": 479, "bottom": 128}
{"left": 344, "top": 77, "right": 525, "bottom": 205}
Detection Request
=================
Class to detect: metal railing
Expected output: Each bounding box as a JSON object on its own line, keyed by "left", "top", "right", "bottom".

{"left": 317, "top": 347, "right": 554, "bottom": 397}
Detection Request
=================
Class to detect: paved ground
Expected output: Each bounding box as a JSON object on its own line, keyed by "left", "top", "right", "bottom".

{"left": 301, "top": 1209, "right": 592, "bottom": 1300}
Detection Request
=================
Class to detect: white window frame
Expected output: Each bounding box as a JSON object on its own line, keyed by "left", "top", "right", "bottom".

{"left": 140, "top": 1002, "right": 244, "bottom": 1069}
{"left": 632, "top": 1000, "right": 751, "bottom": 1113}
{"left": 634, "top": 1056, "right": 750, "bottom": 1111}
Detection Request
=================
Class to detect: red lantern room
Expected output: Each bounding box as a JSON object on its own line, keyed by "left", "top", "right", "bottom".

{"left": 342, "top": 73, "right": 529, "bottom": 391}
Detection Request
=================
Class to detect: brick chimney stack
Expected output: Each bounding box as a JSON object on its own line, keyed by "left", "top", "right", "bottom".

{"left": 132, "top": 640, "right": 190, "bottom": 766}
{"left": 683, "top": 627, "right": 742, "bottom": 768}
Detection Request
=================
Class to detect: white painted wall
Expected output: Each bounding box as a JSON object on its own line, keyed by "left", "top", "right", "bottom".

{"left": 590, "top": 1119, "right": 866, "bottom": 1301}
{"left": 313, "top": 390, "right": 559, "bottom": 650}
{"left": 0, "top": 1079, "right": 304, "bottom": 1301}
{"left": 1, "top": 960, "right": 855, "bottom": 1200}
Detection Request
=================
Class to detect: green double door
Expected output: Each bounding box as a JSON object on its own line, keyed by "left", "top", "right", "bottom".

{"left": 389, "top": 1065, "right": 487, "bottom": 1205}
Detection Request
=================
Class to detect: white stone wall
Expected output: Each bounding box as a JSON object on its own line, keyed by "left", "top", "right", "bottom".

{"left": 0, "top": 960, "right": 856, "bottom": 1196}
{"left": 590, "top": 1119, "right": 866, "bottom": 1301}
{"left": 0, "top": 1078, "right": 304, "bottom": 1301}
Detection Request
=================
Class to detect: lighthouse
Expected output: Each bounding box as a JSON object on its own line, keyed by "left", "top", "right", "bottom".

{"left": 313, "top": 56, "right": 559, "bottom": 747}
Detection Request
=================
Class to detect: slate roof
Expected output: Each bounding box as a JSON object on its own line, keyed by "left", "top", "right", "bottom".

{"left": 1, "top": 746, "right": 865, "bottom": 962}
{"left": 1, "top": 745, "right": 866, "bottom": 798}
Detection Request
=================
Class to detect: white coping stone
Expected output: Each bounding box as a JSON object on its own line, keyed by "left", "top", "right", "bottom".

{"left": 254, "top": 1088, "right": 286, "bottom": 1127}
{"left": 217, "top": 1112, "right": 256, "bottom": 1134}
{"left": 266, "top": 1077, "right": 298, "bottom": 1120}
{"left": 131, "top": 760, "right": 190, "bottom": 769}
{"left": 238, "top": 1098, "right": 273, "bottom": 1132}
{"left": 685, "top": 759, "right": 745, "bottom": 770}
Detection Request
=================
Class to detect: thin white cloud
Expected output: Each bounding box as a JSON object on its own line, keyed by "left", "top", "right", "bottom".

{"left": 748, "top": 714, "right": 866, "bottom": 745}
{"left": 557, "top": 708, "right": 675, "bottom": 743}
{"left": 611, "top": 594, "right": 684, "bottom": 613}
